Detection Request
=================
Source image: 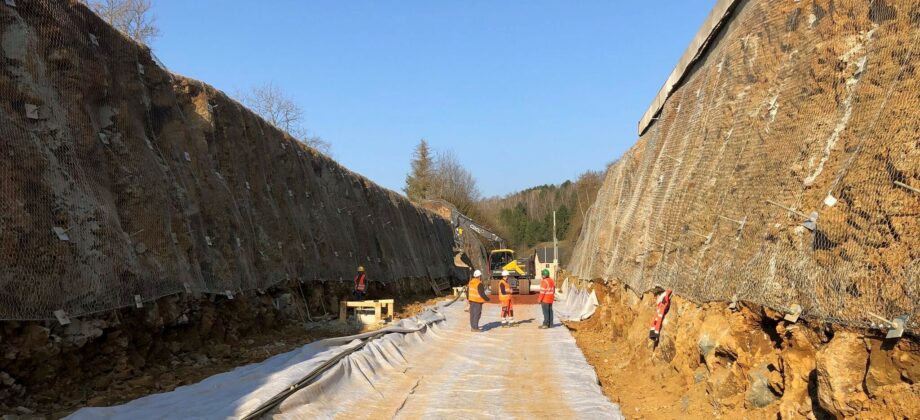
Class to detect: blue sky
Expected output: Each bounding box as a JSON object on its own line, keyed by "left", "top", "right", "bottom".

{"left": 150, "top": 1, "right": 716, "bottom": 197}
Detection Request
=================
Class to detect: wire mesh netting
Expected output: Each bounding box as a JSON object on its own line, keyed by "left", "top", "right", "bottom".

{"left": 570, "top": 0, "right": 919, "bottom": 333}
{"left": 0, "top": 1, "right": 460, "bottom": 321}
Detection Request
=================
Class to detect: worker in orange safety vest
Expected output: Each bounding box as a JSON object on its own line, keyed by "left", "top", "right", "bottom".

{"left": 649, "top": 289, "right": 672, "bottom": 341}
{"left": 467, "top": 270, "right": 490, "bottom": 331}
{"left": 353, "top": 266, "right": 368, "bottom": 301}
{"left": 537, "top": 268, "right": 555, "bottom": 329}
{"left": 498, "top": 270, "right": 514, "bottom": 327}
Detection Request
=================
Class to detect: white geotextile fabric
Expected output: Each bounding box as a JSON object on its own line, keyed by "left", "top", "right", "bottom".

{"left": 67, "top": 307, "right": 449, "bottom": 420}
{"left": 553, "top": 279, "right": 600, "bottom": 321}
{"left": 69, "top": 299, "right": 620, "bottom": 419}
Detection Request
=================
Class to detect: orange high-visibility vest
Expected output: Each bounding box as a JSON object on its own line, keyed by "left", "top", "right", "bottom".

{"left": 499, "top": 279, "right": 512, "bottom": 304}
{"left": 468, "top": 278, "right": 486, "bottom": 303}
{"left": 538, "top": 277, "right": 555, "bottom": 304}
{"left": 649, "top": 290, "right": 672, "bottom": 335}
{"left": 354, "top": 273, "right": 367, "bottom": 292}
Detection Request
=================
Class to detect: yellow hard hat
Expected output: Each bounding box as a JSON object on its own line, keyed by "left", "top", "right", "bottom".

{"left": 357, "top": 266, "right": 365, "bottom": 272}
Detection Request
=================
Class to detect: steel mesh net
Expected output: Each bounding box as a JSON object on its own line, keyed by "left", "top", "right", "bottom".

{"left": 0, "top": 1, "right": 459, "bottom": 321}
{"left": 570, "top": 0, "right": 920, "bottom": 333}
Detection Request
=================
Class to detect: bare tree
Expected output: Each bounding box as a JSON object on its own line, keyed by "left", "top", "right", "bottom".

{"left": 430, "top": 150, "right": 481, "bottom": 215}
{"left": 237, "top": 83, "right": 332, "bottom": 154}
{"left": 84, "top": 0, "right": 160, "bottom": 44}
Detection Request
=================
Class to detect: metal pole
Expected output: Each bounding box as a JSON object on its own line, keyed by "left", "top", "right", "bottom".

{"left": 553, "top": 211, "right": 558, "bottom": 264}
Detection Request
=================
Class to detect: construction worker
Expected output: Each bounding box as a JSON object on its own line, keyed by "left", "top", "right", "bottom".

{"left": 499, "top": 270, "right": 514, "bottom": 327}
{"left": 467, "top": 269, "right": 490, "bottom": 332}
{"left": 537, "top": 268, "right": 555, "bottom": 329}
{"left": 353, "top": 266, "right": 368, "bottom": 300}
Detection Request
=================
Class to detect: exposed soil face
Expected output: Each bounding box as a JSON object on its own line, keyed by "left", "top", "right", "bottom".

{"left": 567, "top": 279, "right": 920, "bottom": 419}
{"left": 0, "top": 280, "right": 451, "bottom": 418}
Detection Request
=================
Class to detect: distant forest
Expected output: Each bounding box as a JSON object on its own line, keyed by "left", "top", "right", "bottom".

{"left": 479, "top": 171, "right": 605, "bottom": 251}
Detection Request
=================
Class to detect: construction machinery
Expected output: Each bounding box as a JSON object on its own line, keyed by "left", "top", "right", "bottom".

{"left": 420, "top": 200, "right": 504, "bottom": 273}
{"left": 488, "top": 249, "right": 535, "bottom": 294}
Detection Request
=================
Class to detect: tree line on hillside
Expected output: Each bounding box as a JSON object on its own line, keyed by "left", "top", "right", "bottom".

{"left": 403, "top": 137, "right": 606, "bottom": 251}
{"left": 478, "top": 171, "right": 605, "bottom": 250}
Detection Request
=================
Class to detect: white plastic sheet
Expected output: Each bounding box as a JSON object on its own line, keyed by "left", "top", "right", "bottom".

{"left": 69, "top": 299, "right": 620, "bottom": 419}
{"left": 68, "top": 308, "right": 448, "bottom": 420}
{"left": 553, "top": 279, "right": 600, "bottom": 321}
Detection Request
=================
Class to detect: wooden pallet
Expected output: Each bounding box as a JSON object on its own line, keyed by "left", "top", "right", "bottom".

{"left": 430, "top": 278, "right": 451, "bottom": 295}
{"left": 339, "top": 299, "right": 395, "bottom": 324}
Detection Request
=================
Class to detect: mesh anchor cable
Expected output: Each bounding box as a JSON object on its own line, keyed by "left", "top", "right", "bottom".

{"left": 867, "top": 312, "right": 908, "bottom": 339}
{"left": 718, "top": 214, "right": 746, "bottom": 225}
{"left": 53, "top": 310, "right": 71, "bottom": 326}
{"left": 728, "top": 294, "right": 740, "bottom": 311}
{"left": 662, "top": 154, "right": 683, "bottom": 163}
{"left": 782, "top": 304, "right": 802, "bottom": 323}
{"left": 134, "top": 295, "right": 143, "bottom": 309}
{"left": 895, "top": 180, "right": 920, "bottom": 195}
{"left": 801, "top": 212, "right": 819, "bottom": 232}
{"left": 24, "top": 104, "right": 40, "bottom": 120}
{"left": 688, "top": 230, "right": 714, "bottom": 243}
{"left": 765, "top": 200, "right": 807, "bottom": 218}
{"left": 52, "top": 226, "right": 71, "bottom": 241}
{"left": 764, "top": 199, "right": 819, "bottom": 230}
{"left": 717, "top": 215, "right": 747, "bottom": 238}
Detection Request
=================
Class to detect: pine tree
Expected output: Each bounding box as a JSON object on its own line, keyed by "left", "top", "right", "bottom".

{"left": 404, "top": 139, "right": 433, "bottom": 201}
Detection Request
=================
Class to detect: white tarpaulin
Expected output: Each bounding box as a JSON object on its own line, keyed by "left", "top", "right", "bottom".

{"left": 553, "top": 279, "right": 600, "bottom": 321}
{"left": 69, "top": 299, "right": 621, "bottom": 419}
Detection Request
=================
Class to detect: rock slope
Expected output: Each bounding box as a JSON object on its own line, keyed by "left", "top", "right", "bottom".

{"left": 0, "top": 1, "right": 460, "bottom": 321}
{"left": 570, "top": 0, "right": 919, "bottom": 331}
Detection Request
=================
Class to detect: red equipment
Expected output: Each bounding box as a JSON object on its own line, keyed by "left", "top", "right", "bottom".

{"left": 649, "top": 290, "right": 672, "bottom": 341}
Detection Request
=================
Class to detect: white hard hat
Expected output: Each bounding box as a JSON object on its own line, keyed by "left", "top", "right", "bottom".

{"left": 501, "top": 270, "right": 510, "bottom": 277}
{"left": 473, "top": 269, "right": 482, "bottom": 278}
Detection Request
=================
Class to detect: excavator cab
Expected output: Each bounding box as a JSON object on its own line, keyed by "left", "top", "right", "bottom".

{"left": 488, "top": 249, "right": 534, "bottom": 295}
{"left": 488, "top": 249, "right": 516, "bottom": 279}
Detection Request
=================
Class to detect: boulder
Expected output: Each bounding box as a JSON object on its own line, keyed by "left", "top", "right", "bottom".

{"left": 746, "top": 364, "right": 781, "bottom": 408}
{"left": 815, "top": 332, "right": 869, "bottom": 417}
{"left": 655, "top": 333, "right": 677, "bottom": 363}
{"left": 865, "top": 339, "right": 903, "bottom": 395}
{"left": 60, "top": 319, "right": 107, "bottom": 348}
{"left": 707, "top": 365, "right": 746, "bottom": 401}
{"left": 891, "top": 340, "right": 920, "bottom": 384}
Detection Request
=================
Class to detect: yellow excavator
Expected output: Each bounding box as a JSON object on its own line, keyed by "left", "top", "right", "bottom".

{"left": 488, "top": 249, "right": 534, "bottom": 294}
